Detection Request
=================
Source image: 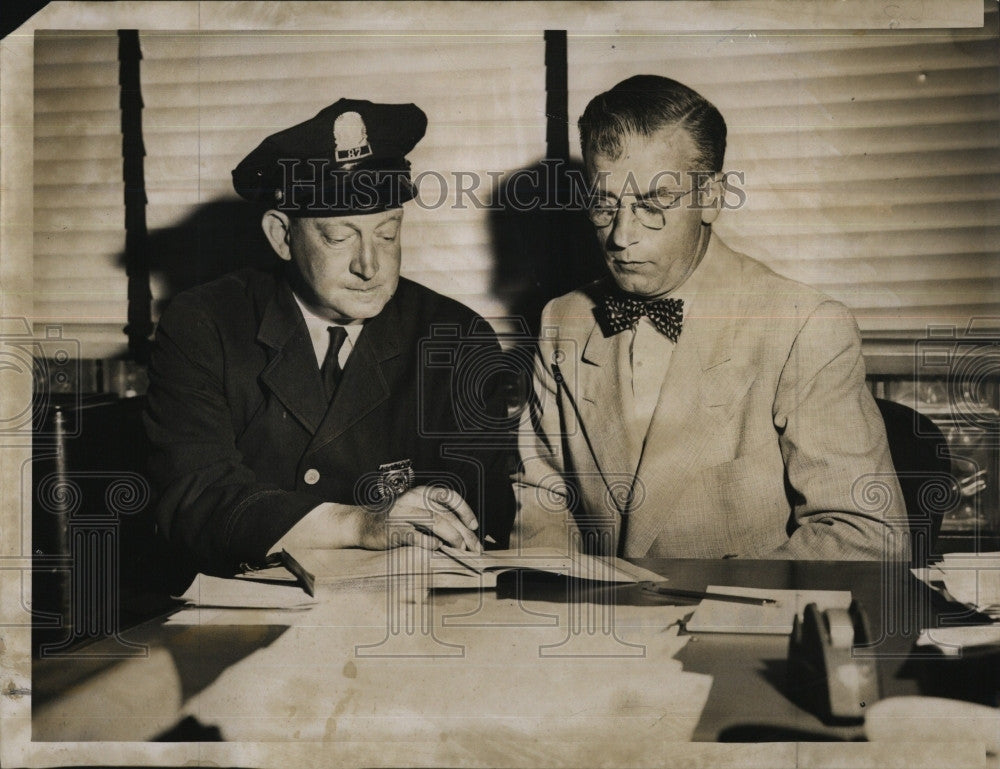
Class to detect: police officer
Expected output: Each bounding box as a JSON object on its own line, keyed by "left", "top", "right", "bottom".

{"left": 145, "top": 99, "right": 515, "bottom": 575}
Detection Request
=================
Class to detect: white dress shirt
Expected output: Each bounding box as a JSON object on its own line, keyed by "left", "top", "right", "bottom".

{"left": 618, "top": 254, "right": 709, "bottom": 462}
{"left": 294, "top": 294, "right": 364, "bottom": 369}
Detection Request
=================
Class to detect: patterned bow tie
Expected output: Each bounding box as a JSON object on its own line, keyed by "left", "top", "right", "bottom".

{"left": 595, "top": 294, "right": 684, "bottom": 342}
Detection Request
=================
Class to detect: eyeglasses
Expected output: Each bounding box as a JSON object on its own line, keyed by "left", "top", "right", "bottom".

{"left": 586, "top": 188, "right": 695, "bottom": 230}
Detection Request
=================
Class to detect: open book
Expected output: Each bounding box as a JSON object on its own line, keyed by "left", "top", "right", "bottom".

{"left": 176, "top": 547, "right": 662, "bottom": 611}
{"left": 296, "top": 545, "right": 654, "bottom": 589}
{"left": 430, "top": 546, "right": 653, "bottom": 588}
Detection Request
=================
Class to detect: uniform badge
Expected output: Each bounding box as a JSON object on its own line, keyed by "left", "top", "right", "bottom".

{"left": 375, "top": 459, "right": 415, "bottom": 499}
{"left": 333, "top": 111, "right": 373, "bottom": 164}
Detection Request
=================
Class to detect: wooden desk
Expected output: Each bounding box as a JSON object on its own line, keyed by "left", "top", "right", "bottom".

{"left": 32, "top": 558, "right": 996, "bottom": 759}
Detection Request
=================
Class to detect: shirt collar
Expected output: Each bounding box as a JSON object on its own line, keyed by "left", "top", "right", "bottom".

{"left": 292, "top": 293, "right": 365, "bottom": 366}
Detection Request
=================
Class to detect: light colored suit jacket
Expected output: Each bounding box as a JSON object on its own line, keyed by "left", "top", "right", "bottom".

{"left": 514, "top": 236, "right": 909, "bottom": 561}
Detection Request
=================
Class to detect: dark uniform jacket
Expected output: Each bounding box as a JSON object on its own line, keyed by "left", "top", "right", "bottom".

{"left": 145, "top": 268, "right": 516, "bottom": 574}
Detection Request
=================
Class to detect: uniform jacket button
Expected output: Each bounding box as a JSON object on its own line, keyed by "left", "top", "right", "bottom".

{"left": 303, "top": 468, "right": 321, "bottom": 485}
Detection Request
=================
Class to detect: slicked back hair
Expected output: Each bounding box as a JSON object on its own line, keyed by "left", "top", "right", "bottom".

{"left": 579, "top": 75, "right": 727, "bottom": 173}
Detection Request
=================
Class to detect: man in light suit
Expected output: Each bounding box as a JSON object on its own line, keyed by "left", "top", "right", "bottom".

{"left": 145, "top": 99, "right": 515, "bottom": 575}
{"left": 514, "top": 75, "right": 909, "bottom": 560}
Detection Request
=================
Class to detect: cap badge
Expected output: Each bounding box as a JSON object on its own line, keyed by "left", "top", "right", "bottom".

{"left": 333, "top": 111, "right": 373, "bottom": 164}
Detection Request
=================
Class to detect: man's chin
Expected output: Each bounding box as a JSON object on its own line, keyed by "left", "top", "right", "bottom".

{"left": 608, "top": 273, "right": 657, "bottom": 298}
{"left": 334, "top": 290, "right": 392, "bottom": 320}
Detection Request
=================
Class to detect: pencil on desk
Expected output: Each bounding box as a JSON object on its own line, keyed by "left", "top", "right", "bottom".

{"left": 641, "top": 583, "right": 778, "bottom": 605}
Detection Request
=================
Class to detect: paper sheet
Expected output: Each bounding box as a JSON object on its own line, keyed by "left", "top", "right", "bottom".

{"left": 179, "top": 615, "right": 714, "bottom": 744}
{"left": 915, "top": 625, "right": 1000, "bottom": 656}
{"left": 685, "top": 585, "right": 852, "bottom": 634}
{"left": 176, "top": 573, "right": 317, "bottom": 610}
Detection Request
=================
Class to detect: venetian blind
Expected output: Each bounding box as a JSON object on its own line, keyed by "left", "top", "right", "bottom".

{"left": 567, "top": 8, "right": 1000, "bottom": 348}
{"left": 138, "top": 31, "right": 546, "bottom": 335}
{"left": 33, "top": 31, "right": 128, "bottom": 357}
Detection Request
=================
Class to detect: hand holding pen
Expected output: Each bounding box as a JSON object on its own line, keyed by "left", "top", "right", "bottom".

{"left": 361, "top": 485, "right": 482, "bottom": 553}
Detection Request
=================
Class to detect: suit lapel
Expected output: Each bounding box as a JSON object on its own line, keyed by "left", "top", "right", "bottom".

{"left": 257, "top": 282, "right": 328, "bottom": 433}
{"left": 577, "top": 311, "right": 642, "bottom": 518}
{"left": 308, "top": 296, "right": 400, "bottom": 453}
{"left": 623, "top": 239, "right": 755, "bottom": 557}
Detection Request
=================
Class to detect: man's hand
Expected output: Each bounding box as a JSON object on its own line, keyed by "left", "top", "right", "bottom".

{"left": 358, "top": 485, "right": 481, "bottom": 552}
{"left": 271, "top": 487, "right": 482, "bottom": 555}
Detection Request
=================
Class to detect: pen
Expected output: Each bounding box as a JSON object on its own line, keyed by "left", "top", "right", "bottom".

{"left": 639, "top": 582, "right": 779, "bottom": 606}
{"left": 410, "top": 522, "right": 482, "bottom": 553}
{"left": 275, "top": 549, "right": 316, "bottom": 597}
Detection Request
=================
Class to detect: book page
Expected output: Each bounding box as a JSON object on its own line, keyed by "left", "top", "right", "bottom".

{"left": 439, "top": 546, "right": 643, "bottom": 583}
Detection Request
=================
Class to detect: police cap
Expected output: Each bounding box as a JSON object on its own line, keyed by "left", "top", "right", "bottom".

{"left": 232, "top": 99, "right": 427, "bottom": 217}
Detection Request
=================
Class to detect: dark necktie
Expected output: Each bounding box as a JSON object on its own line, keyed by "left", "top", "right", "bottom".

{"left": 321, "top": 325, "right": 349, "bottom": 400}
{"left": 594, "top": 294, "right": 684, "bottom": 342}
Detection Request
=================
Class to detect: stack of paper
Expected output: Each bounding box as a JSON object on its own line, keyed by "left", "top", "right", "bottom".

{"left": 913, "top": 552, "right": 1000, "bottom": 620}
{"left": 911, "top": 553, "right": 1000, "bottom": 655}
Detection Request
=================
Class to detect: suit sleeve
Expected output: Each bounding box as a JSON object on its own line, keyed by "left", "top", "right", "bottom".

{"left": 144, "top": 293, "right": 323, "bottom": 575}
{"left": 511, "top": 303, "right": 582, "bottom": 553}
{"left": 766, "top": 301, "right": 910, "bottom": 561}
{"left": 449, "top": 319, "right": 519, "bottom": 549}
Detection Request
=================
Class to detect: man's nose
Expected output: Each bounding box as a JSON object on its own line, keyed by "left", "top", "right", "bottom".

{"left": 607, "top": 204, "right": 640, "bottom": 251}
{"left": 350, "top": 237, "right": 378, "bottom": 280}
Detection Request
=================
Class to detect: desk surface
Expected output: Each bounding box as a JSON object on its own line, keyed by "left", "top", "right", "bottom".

{"left": 634, "top": 558, "right": 915, "bottom": 741}
{"left": 32, "top": 557, "right": 995, "bottom": 759}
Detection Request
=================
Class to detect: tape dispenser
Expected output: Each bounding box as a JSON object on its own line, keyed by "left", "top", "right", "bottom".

{"left": 788, "top": 600, "right": 880, "bottom": 722}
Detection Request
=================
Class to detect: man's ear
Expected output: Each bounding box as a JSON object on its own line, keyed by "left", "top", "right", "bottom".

{"left": 698, "top": 172, "right": 723, "bottom": 226}
{"left": 261, "top": 210, "right": 293, "bottom": 261}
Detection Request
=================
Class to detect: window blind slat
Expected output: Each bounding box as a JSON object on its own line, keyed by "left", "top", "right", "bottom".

{"left": 734, "top": 175, "right": 999, "bottom": 209}
{"left": 34, "top": 208, "right": 125, "bottom": 231}
{"left": 33, "top": 31, "right": 122, "bottom": 63}
{"left": 142, "top": 127, "right": 540, "bottom": 157}
{"left": 139, "top": 34, "right": 540, "bottom": 67}
{"left": 727, "top": 94, "right": 1000, "bottom": 130}
{"left": 34, "top": 87, "right": 121, "bottom": 113}
{"left": 732, "top": 149, "right": 1000, "bottom": 182}
{"left": 569, "top": 37, "right": 998, "bottom": 84}
{"left": 35, "top": 111, "right": 122, "bottom": 137}
{"left": 34, "top": 158, "right": 125, "bottom": 184}
{"left": 723, "top": 226, "right": 1000, "bottom": 261}
{"left": 34, "top": 134, "right": 122, "bottom": 161}
{"left": 34, "top": 230, "right": 126, "bottom": 259}
{"left": 722, "top": 201, "right": 999, "bottom": 234}
{"left": 727, "top": 121, "right": 998, "bottom": 159}
{"left": 141, "top": 51, "right": 544, "bottom": 84}
{"left": 34, "top": 253, "right": 128, "bottom": 279}
{"left": 34, "top": 62, "right": 121, "bottom": 90}
{"left": 141, "top": 92, "right": 544, "bottom": 127}
{"left": 32, "top": 302, "right": 127, "bottom": 324}
{"left": 33, "top": 184, "right": 126, "bottom": 209}
{"left": 857, "top": 304, "right": 1000, "bottom": 332}
{"left": 772, "top": 253, "right": 999, "bottom": 285}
